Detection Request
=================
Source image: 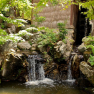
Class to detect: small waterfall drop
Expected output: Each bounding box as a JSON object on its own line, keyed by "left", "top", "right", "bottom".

{"left": 27, "top": 55, "right": 45, "bottom": 81}
{"left": 38, "top": 62, "right": 45, "bottom": 80}
{"left": 62, "top": 56, "right": 75, "bottom": 84}
{"left": 28, "top": 56, "right": 36, "bottom": 81}
{"left": 25, "top": 55, "right": 53, "bottom": 85}
{"left": 66, "top": 56, "right": 75, "bottom": 83}
{"left": 67, "top": 59, "right": 72, "bottom": 80}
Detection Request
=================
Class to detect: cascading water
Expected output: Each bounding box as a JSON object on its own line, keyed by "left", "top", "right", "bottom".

{"left": 27, "top": 55, "right": 45, "bottom": 81}
{"left": 62, "top": 56, "right": 75, "bottom": 84}
{"left": 25, "top": 55, "right": 53, "bottom": 85}
{"left": 38, "top": 62, "right": 45, "bottom": 80}
{"left": 66, "top": 56, "right": 75, "bottom": 83}
{"left": 67, "top": 60, "right": 72, "bottom": 80}
{"left": 27, "top": 55, "right": 36, "bottom": 81}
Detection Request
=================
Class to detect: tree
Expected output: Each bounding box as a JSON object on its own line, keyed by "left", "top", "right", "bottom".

{"left": 59, "top": 0, "right": 94, "bottom": 20}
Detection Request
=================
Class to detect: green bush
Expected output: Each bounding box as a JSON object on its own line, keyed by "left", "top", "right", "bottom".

{"left": 88, "top": 55, "right": 94, "bottom": 66}
{"left": 57, "top": 23, "right": 67, "bottom": 40}
{"left": 34, "top": 14, "right": 45, "bottom": 26}
{"left": 0, "top": 34, "right": 25, "bottom": 45}
{"left": 37, "top": 27, "right": 59, "bottom": 47}
{"left": 0, "top": 29, "right": 7, "bottom": 36}
{"left": 82, "top": 36, "right": 94, "bottom": 55}
{"left": 82, "top": 36, "right": 94, "bottom": 66}
{"left": 25, "top": 27, "right": 38, "bottom": 33}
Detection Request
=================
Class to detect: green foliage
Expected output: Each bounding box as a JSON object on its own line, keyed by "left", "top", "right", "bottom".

{"left": 37, "top": 24, "right": 67, "bottom": 48}
{"left": 26, "top": 27, "right": 38, "bottom": 33}
{"left": 82, "top": 36, "right": 94, "bottom": 45}
{"left": 37, "top": 27, "right": 59, "bottom": 47}
{"left": 0, "top": 14, "right": 26, "bottom": 27}
{"left": 60, "top": 0, "right": 94, "bottom": 20}
{"left": 82, "top": 36, "right": 94, "bottom": 66}
{"left": 88, "top": 55, "right": 94, "bottom": 66}
{"left": 79, "top": 0, "right": 94, "bottom": 20}
{"left": 0, "top": 29, "right": 7, "bottom": 36}
{"left": 82, "top": 36, "right": 94, "bottom": 55}
{"left": 16, "top": 30, "right": 33, "bottom": 40}
{"left": 34, "top": 14, "right": 45, "bottom": 26}
{"left": 0, "top": 34, "right": 25, "bottom": 45}
{"left": 57, "top": 23, "right": 67, "bottom": 39}
{"left": 50, "top": 0, "right": 59, "bottom": 6}
{"left": 0, "top": 23, "right": 5, "bottom": 29}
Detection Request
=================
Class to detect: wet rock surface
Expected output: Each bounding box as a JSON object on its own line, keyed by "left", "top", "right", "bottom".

{"left": 2, "top": 52, "right": 28, "bottom": 81}
{"left": 80, "top": 61, "right": 94, "bottom": 86}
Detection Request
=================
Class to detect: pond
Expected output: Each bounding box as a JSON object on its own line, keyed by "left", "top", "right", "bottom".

{"left": 0, "top": 79, "right": 88, "bottom": 94}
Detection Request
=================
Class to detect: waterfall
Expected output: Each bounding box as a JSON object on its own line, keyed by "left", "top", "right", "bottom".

{"left": 26, "top": 55, "right": 54, "bottom": 85}
{"left": 27, "top": 55, "right": 45, "bottom": 81}
{"left": 38, "top": 62, "right": 45, "bottom": 80}
{"left": 66, "top": 56, "right": 75, "bottom": 83}
{"left": 67, "top": 60, "right": 72, "bottom": 80}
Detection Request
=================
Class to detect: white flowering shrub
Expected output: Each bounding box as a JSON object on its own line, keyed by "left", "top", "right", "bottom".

{"left": 16, "top": 30, "right": 34, "bottom": 40}
{"left": 25, "top": 27, "right": 38, "bottom": 33}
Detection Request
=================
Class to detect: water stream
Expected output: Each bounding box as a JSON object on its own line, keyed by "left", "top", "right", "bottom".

{"left": 26, "top": 55, "right": 53, "bottom": 85}
{"left": 0, "top": 81, "right": 88, "bottom": 94}
{"left": 62, "top": 56, "right": 75, "bottom": 84}
{"left": 0, "top": 55, "right": 89, "bottom": 94}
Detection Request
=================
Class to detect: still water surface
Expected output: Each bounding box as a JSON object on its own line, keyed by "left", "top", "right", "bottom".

{"left": 0, "top": 80, "right": 88, "bottom": 94}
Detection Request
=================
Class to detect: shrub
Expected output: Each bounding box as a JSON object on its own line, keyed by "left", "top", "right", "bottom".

{"left": 0, "top": 29, "right": 7, "bottom": 36}
{"left": 57, "top": 23, "right": 67, "bottom": 39}
{"left": 0, "top": 34, "right": 25, "bottom": 45}
{"left": 25, "top": 27, "right": 38, "bottom": 33}
{"left": 82, "top": 36, "right": 94, "bottom": 55}
{"left": 37, "top": 27, "right": 59, "bottom": 47}
{"left": 88, "top": 55, "right": 94, "bottom": 66}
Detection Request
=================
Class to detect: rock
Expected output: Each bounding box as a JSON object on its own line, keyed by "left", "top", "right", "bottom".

{"left": 59, "top": 44, "right": 66, "bottom": 54}
{"left": 0, "top": 40, "right": 17, "bottom": 54}
{"left": 11, "top": 25, "right": 16, "bottom": 33}
{"left": 57, "top": 41, "right": 63, "bottom": 46}
{"left": 31, "top": 51, "right": 38, "bottom": 55}
{"left": 31, "top": 47, "right": 36, "bottom": 51}
{"left": 32, "top": 44, "right": 37, "bottom": 47}
{"left": 54, "top": 41, "right": 66, "bottom": 55}
{"left": 78, "top": 43, "right": 86, "bottom": 53}
{"left": 85, "top": 88, "right": 94, "bottom": 94}
{"left": 37, "top": 45, "right": 46, "bottom": 53}
{"left": 7, "top": 28, "right": 12, "bottom": 34}
{"left": 5, "top": 22, "right": 13, "bottom": 28}
{"left": 2, "top": 52, "right": 27, "bottom": 81}
{"left": 72, "top": 54, "right": 83, "bottom": 78}
{"left": 17, "top": 41, "right": 31, "bottom": 50}
{"left": 84, "top": 51, "right": 91, "bottom": 61}
{"left": 80, "top": 61, "right": 94, "bottom": 85}
{"left": 31, "top": 43, "right": 37, "bottom": 51}
{"left": 64, "top": 51, "right": 71, "bottom": 60}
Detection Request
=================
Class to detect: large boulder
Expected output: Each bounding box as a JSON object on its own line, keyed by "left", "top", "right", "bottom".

{"left": 0, "top": 40, "right": 17, "bottom": 54}
{"left": 2, "top": 52, "right": 28, "bottom": 81}
{"left": 54, "top": 41, "right": 66, "bottom": 58}
{"left": 72, "top": 54, "right": 83, "bottom": 78}
{"left": 78, "top": 43, "right": 86, "bottom": 53}
{"left": 17, "top": 41, "right": 31, "bottom": 50}
{"left": 80, "top": 61, "right": 94, "bottom": 85}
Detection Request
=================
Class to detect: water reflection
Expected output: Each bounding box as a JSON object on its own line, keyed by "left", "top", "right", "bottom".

{"left": 0, "top": 81, "right": 88, "bottom": 94}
